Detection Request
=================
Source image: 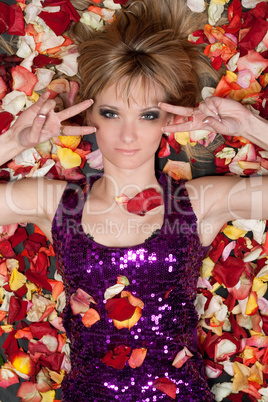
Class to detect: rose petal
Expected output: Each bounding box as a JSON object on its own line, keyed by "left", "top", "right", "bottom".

{"left": 153, "top": 377, "right": 177, "bottom": 399}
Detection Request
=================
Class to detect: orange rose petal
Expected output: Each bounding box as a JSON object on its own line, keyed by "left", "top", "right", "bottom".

{"left": 81, "top": 308, "right": 100, "bottom": 328}
{"left": 121, "top": 291, "right": 144, "bottom": 308}
{"left": 128, "top": 348, "right": 147, "bottom": 368}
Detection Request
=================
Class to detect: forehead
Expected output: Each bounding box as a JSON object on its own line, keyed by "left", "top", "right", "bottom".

{"left": 95, "top": 77, "right": 166, "bottom": 108}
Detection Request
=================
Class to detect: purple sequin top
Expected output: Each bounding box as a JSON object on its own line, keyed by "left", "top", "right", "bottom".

{"left": 52, "top": 173, "right": 214, "bottom": 401}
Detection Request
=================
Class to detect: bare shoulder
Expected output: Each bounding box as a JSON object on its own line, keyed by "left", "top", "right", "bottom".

{"left": 184, "top": 175, "right": 258, "bottom": 246}
{"left": 1, "top": 177, "right": 67, "bottom": 241}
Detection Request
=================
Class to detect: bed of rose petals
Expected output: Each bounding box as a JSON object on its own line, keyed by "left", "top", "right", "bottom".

{"left": 0, "top": 0, "right": 268, "bottom": 401}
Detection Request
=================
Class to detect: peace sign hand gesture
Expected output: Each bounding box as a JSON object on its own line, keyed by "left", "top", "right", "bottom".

{"left": 159, "top": 96, "right": 253, "bottom": 138}
{"left": 11, "top": 92, "right": 96, "bottom": 150}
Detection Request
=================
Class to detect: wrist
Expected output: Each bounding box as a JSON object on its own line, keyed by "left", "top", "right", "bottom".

{"left": 243, "top": 112, "right": 268, "bottom": 150}
{"left": 0, "top": 128, "right": 25, "bottom": 166}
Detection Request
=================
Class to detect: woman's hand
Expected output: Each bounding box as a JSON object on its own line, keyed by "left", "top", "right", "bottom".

{"left": 159, "top": 96, "right": 254, "bottom": 137}
{"left": 11, "top": 92, "right": 96, "bottom": 149}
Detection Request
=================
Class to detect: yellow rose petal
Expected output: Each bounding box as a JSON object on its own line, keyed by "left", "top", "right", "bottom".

{"left": 57, "top": 147, "right": 82, "bottom": 169}
{"left": 26, "top": 281, "right": 38, "bottom": 300}
{"left": 223, "top": 225, "right": 247, "bottom": 240}
{"left": 58, "top": 135, "right": 81, "bottom": 151}
{"left": 40, "top": 390, "right": 56, "bottom": 402}
{"left": 201, "top": 257, "right": 215, "bottom": 278}
{"left": 252, "top": 278, "right": 267, "bottom": 299}
{"left": 10, "top": 268, "right": 26, "bottom": 291}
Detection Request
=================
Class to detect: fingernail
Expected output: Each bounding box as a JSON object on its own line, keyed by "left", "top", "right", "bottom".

{"left": 203, "top": 119, "right": 209, "bottom": 124}
{"left": 37, "top": 113, "right": 46, "bottom": 121}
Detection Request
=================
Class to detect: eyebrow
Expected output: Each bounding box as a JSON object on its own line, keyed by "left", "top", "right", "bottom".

{"left": 98, "top": 104, "right": 161, "bottom": 111}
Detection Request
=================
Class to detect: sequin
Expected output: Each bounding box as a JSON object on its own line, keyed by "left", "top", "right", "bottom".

{"left": 52, "top": 173, "right": 214, "bottom": 401}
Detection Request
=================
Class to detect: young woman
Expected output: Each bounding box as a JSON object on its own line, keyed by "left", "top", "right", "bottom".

{"left": 0, "top": 0, "right": 268, "bottom": 400}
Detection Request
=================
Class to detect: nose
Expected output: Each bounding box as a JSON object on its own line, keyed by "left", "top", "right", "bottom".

{"left": 119, "top": 119, "right": 138, "bottom": 144}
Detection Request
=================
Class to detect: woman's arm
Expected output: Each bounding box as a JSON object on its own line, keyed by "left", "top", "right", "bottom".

{"left": 0, "top": 93, "right": 95, "bottom": 233}
{"left": 0, "top": 93, "right": 96, "bottom": 166}
{"left": 186, "top": 175, "right": 268, "bottom": 247}
{"left": 159, "top": 97, "right": 268, "bottom": 150}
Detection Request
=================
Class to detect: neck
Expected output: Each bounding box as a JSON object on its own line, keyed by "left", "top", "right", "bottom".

{"left": 93, "top": 159, "right": 161, "bottom": 199}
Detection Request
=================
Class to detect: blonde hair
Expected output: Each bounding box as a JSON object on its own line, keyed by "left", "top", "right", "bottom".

{"left": 70, "top": 0, "right": 220, "bottom": 107}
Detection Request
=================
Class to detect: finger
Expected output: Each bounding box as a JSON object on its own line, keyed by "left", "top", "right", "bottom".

{"left": 59, "top": 125, "right": 96, "bottom": 136}
{"left": 38, "top": 99, "right": 57, "bottom": 116}
{"left": 202, "top": 116, "right": 227, "bottom": 134}
{"left": 57, "top": 99, "right": 94, "bottom": 122}
{"left": 28, "top": 92, "right": 51, "bottom": 114}
{"left": 158, "top": 102, "right": 194, "bottom": 117}
{"left": 162, "top": 122, "right": 194, "bottom": 133}
{"left": 27, "top": 112, "right": 47, "bottom": 144}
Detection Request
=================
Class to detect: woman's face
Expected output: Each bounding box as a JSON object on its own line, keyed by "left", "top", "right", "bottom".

{"left": 88, "top": 80, "right": 172, "bottom": 171}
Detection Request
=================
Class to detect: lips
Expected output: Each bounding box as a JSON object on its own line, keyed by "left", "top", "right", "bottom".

{"left": 115, "top": 148, "right": 141, "bottom": 155}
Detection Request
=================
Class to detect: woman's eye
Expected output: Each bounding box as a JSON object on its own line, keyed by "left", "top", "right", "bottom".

{"left": 99, "top": 109, "right": 118, "bottom": 119}
{"left": 141, "top": 112, "right": 160, "bottom": 120}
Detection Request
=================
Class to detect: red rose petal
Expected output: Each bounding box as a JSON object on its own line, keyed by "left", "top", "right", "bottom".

{"left": 153, "top": 377, "right": 177, "bottom": 399}
{"left": 11, "top": 65, "right": 38, "bottom": 96}
{"left": 105, "top": 297, "right": 136, "bottom": 321}
{"left": 127, "top": 188, "right": 163, "bottom": 216}
{"left": 167, "top": 133, "right": 181, "bottom": 154}
{"left": 9, "top": 226, "right": 28, "bottom": 248}
{"left": 31, "top": 252, "right": 49, "bottom": 276}
{"left": 25, "top": 270, "right": 52, "bottom": 292}
{"left": 29, "top": 322, "right": 58, "bottom": 340}
{"left": 7, "top": 296, "right": 28, "bottom": 324}
{"left": 213, "top": 256, "right": 246, "bottom": 288}
{"left": 39, "top": 351, "right": 64, "bottom": 372}
{"left": 101, "top": 345, "right": 131, "bottom": 369}
{"left": 38, "top": 11, "right": 71, "bottom": 36}
{"left": 33, "top": 54, "right": 62, "bottom": 68}
{"left": 0, "top": 2, "right": 10, "bottom": 33}
{"left": 7, "top": 4, "right": 25, "bottom": 36}
{"left": 0, "top": 239, "right": 16, "bottom": 258}
{"left": 0, "top": 111, "right": 14, "bottom": 135}
{"left": 229, "top": 313, "right": 247, "bottom": 339}
{"left": 2, "top": 330, "right": 19, "bottom": 359}
{"left": 0, "top": 76, "right": 8, "bottom": 100}
{"left": 158, "top": 136, "right": 170, "bottom": 158}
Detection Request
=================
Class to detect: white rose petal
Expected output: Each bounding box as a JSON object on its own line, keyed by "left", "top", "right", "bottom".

{"left": 56, "top": 52, "right": 78, "bottom": 77}
{"left": 232, "top": 219, "right": 266, "bottom": 244}
{"left": 34, "top": 68, "right": 55, "bottom": 91}
{"left": 101, "top": 8, "right": 116, "bottom": 21}
{"left": 80, "top": 11, "right": 104, "bottom": 30}
{"left": 194, "top": 293, "right": 207, "bottom": 318}
{"left": 2, "top": 91, "right": 27, "bottom": 115}
{"left": 222, "top": 360, "right": 234, "bottom": 376}
{"left": 0, "top": 291, "right": 14, "bottom": 312}
{"left": 42, "top": 6, "right": 60, "bottom": 12}
{"left": 15, "top": 148, "right": 41, "bottom": 166}
{"left": 32, "top": 159, "right": 55, "bottom": 177}
{"left": 227, "top": 53, "right": 240, "bottom": 71}
{"left": 104, "top": 284, "right": 125, "bottom": 300}
{"left": 103, "top": 0, "right": 121, "bottom": 10}
{"left": 211, "top": 382, "right": 234, "bottom": 402}
{"left": 24, "top": 3, "right": 41, "bottom": 24}
{"left": 20, "top": 51, "right": 37, "bottom": 72}
{"left": 242, "top": 0, "right": 265, "bottom": 8}
{"left": 201, "top": 87, "right": 215, "bottom": 100}
{"left": 208, "top": 2, "right": 224, "bottom": 26}
{"left": 187, "top": 0, "right": 206, "bottom": 12}
{"left": 39, "top": 32, "right": 65, "bottom": 52}
{"left": 16, "top": 39, "right": 34, "bottom": 59}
